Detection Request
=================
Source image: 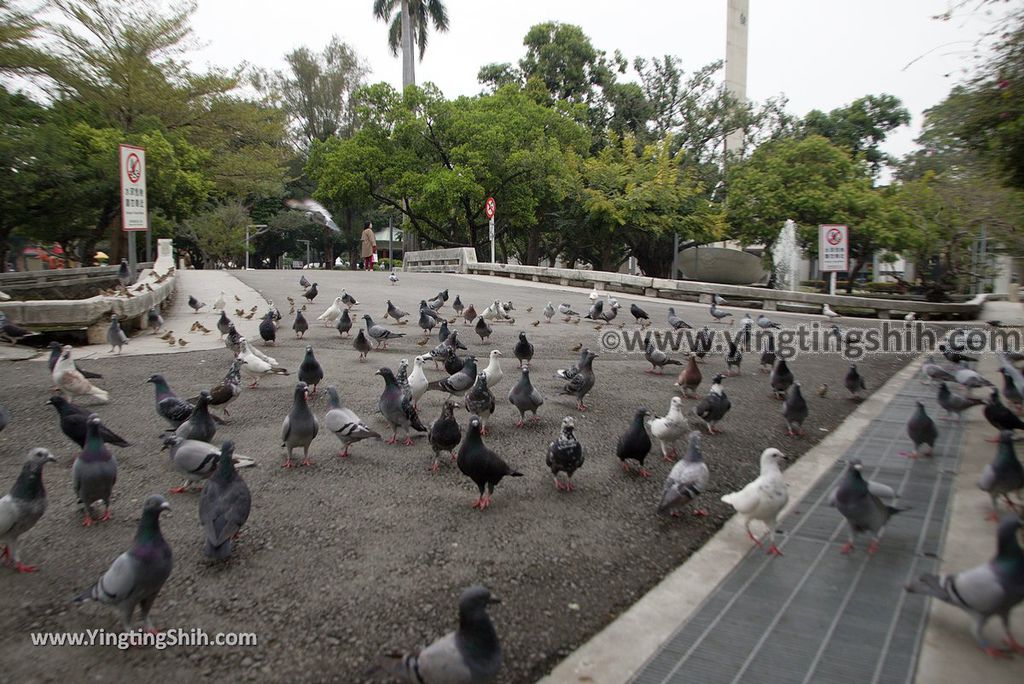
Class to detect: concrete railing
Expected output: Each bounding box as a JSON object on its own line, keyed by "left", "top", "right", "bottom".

{"left": 464, "top": 262, "right": 987, "bottom": 320}
{"left": 0, "top": 262, "right": 154, "bottom": 298}
{"left": 403, "top": 248, "right": 478, "bottom": 273}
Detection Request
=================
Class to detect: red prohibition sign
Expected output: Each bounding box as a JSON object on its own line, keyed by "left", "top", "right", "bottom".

{"left": 484, "top": 196, "right": 496, "bottom": 219}
{"left": 126, "top": 153, "right": 142, "bottom": 183}
{"left": 826, "top": 227, "right": 843, "bottom": 246}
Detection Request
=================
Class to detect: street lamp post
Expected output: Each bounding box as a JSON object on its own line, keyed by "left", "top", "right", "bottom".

{"left": 297, "top": 239, "right": 311, "bottom": 268}
{"left": 245, "top": 224, "right": 268, "bottom": 270}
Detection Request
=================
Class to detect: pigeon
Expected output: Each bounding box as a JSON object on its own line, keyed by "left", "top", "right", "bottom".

{"left": 213, "top": 310, "right": 231, "bottom": 338}
{"left": 560, "top": 350, "right": 597, "bottom": 411}
{"left": 188, "top": 295, "right": 205, "bottom": 313}
{"left": 757, "top": 314, "right": 781, "bottom": 330}
{"left": 0, "top": 404, "right": 7, "bottom": 433}
{"left": 693, "top": 374, "right": 731, "bottom": 434}
{"left": 740, "top": 313, "right": 754, "bottom": 347}
{"left": 409, "top": 356, "right": 429, "bottom": 406}
{"left": 292, "top": 310, "right": 309, "bottom": 338}
{"left": 420, "top": 307, "right": 439, "bottom": 335}
{"left": 0, "top": 312, "right": 31, "bottom": 344}
{"left": 543, "top": 302, "right": 556, "bottom": 323}
{"left": 117, "top": 259, "right": 132, "bottom": 287}
{"left": 482, "top": 350, "right": 504, "bottom": 390}
{"left": 782, "top": 382, "right": 808, "bottom": 437}
{"left": 513, "top": 332, "right": 534, "bottom": 366}
{"left": 299, "top": 274, "right": 311, "bottom": 289}
{"left": 940, "top": 343, "right": 976, "bottom": 365}
{"left": 475, "top": 317, "right": 493, "bottom": 342}
{"left": 555, "top": 348, "right": 588, "bottom": 382}
{"left": 147, "top": 374, "right": 193, "bottom": 428}
{"left": 998, "top": 367, "right": 1024, "bottom": 411}
{"left": 72, "top": 495, "right": 172, "bottom": 632}
{"left": 46, "top": 341, "right": 102, "bottom": 379}
{"left": 72, "top": 415, "right": 118, "bottom": 525}
{"left": 457, "top": 415, "right": 522, "bottom": 509}
{"left": 286, "top": 198, "right": 340, "bottom": 231}
{"left": 905, "top": 515, "right": 1024, "bottom": 656}
{"left": 902, "top": 401, "right": 938, "bottom": 458}
{"left": 303, "top": 283, "right": 319, "bottom": 304}
{"left": 759, "top": 334, "right": 776, "bottom": 372}
{"left": 341, "top": 289, "right": 359, "bottom": 308}
{"left": 428, "top": 398, "right": 462, "bottom": 472}
{"left": 904, "top": 312, "right": 917, "bottom": 321}
{"left": 658, "top": 432, "right": 710, "bottom": 517}
{"left": 190, "top": 359, "right": 242, "bottom": 417}
{"left": 452, "top": 295, "right": 465, "bottom": 316}
{"left": 174, "top": 391, "right": 217, "bottom": 443}
{"left": 382, "top": 585, "right": 502, "bottom": 682}
{"left": 147, "top": 307, "right": 164, "bottom": 334}
{"left": 675, "top": 356, "right": 702, "bottom": 398}
{"left": 0, "top": 448, "right": 57, "bottom": 572}
{"left": 298, "top": 346, "right": 324, "bottom": 396}
{"left": 709, "top": 303, "right": 732, "bottom": 323}
{"left": 364, "top": 315, "right": 404, "bottom": 348}
{"left": 198, "top": 441, "right": 251, "bottom": 561}
{"left": 954, "top": 363, "right": 995, "bottom": 394}
{"left": 921, "top": 355, "right": 957, "bottom": 384}
{"left": 259, "top": 311, "right": 277, "bottom": 345}
{"left": 645, "top": 336, "right": 683, "bottom": 375}
{"left": 53, "top": 346, "right": 109, "bottom": 403}
{"left": 585, "top": 298, "right": 604, "bottom": 321}
{"left": 385, "top": 300, "right": 409, "bottom": 324}
{"left": 465, "top": 373, "right": 497, "bottom": 435}
{"left": 977, "top": 430, "right": 1024, "bottom": 521}
{"left": 557, "top": 303, "right": 578, "bottom": 320}
{"left": 389, "top": 270, "right": 399, "bottom": 285}
{"left": 617, "top": 408, "right": 652, "bottom": 477}
{"left": 830, "top": 459, "right": 905, "bottom": 555}
{"left": 46, "top": 396, "right": 129, "bottom": 448}
{"left": 711, "top": 294, "right": 727, "bottom": 306}
{"left": 237, "top": 339, "right": 290, "bottom": 387}
{"left": 770, "top": 358, "right": 794, "bottom": 399}
{"left": 844, "top": 363, "right": 866, "bottom": 399}
{"left": 667, "top": 307, "right": 692, "bottom": 330}
{"left": 462, "top": 304, "right": 478, "bottom": 325}
{"left": 547, "top": 416, "right": 584, "bottom": 491}
{"left": 281, "top": 382, "right": 319, "bottom": 468}
{"left": 337, "top": 308, "right": 353, "bottom": 337}
{"left": 353, "top": 329, "right": 373, "bottom": 361}
{"left": 725, "top": 339, "right": 743, "bottom": 376}
{"left": 650, "top": 396, "right": 690, "bottom": 462}
{"left": 324, "top": 386, "right": 380, "bottom": 457}
{"left": 692, "top": 326, "right": 712, "bottom": 361}
{"left": 318, "top": 297, "right": 343, "bottom": 325}
{"left": 209, "top": 291, "right": 226, "bottom": 312}
{"left": 589, "top": 286, "right": 599, "bottom": 301}
{"left": 721, "top": 448, "right": 789, "bottom": 556}
{"left": 159, "top": 435, "right": 220, "bottom": 493}
{"left": 508, "top": 365, "right": 544, "bottom": 426}
{"left": 396, "top": 359, "right": 411, "bottom": 396}
{"left": 984, "top": 389, "right": 1024, "bottom": 436}
{"left": 937, "top": 382, "right": 984, "bottom": 421}
{"left": 377, "top": 368, "right": 427, "bottom": 445}
{"left": 822, "top": 303, "right": 841, "bottom": 319}
{"left": 630, "top": 303, "right": 650, "bottom": 324}
{"left": 428, "top": 357, "right": 478, "bottom": 397}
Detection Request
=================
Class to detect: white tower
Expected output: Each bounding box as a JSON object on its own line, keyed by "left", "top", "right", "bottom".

{"left": 724, "top": 0, "right": 749, "bottom": 158}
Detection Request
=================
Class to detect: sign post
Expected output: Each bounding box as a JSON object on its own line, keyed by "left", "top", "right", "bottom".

{"left": 119, "top": 144, "right": 148, "bottom": 275}
{"left": 485, "top": 196, "right": 496, "bottom": 263}
{"left": 819, "top": 224, "right": 849, "bottom": 295}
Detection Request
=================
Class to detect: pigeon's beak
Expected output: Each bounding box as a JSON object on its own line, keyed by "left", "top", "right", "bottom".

{"left": 45, "top": 453, "right": 58, "bottom": 463}
{"left": 487, "top": 595, "right": 502, "bottom": 605}
{"left": 161, "top": 502, "right": 171, "bottom": 513}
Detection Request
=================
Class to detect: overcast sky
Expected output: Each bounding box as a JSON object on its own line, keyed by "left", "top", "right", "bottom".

{"left": 189, "top": 1, "right": 1006, "bottom": 160}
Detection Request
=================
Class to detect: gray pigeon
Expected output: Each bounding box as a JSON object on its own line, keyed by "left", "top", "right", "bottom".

{"left": 693, "top": 374, "right": 730, "bottom": 434}
{"left": 667, "top": 307, "right": 691, "bottom": 330}
{"left": 922, "top": 355, "right": 956, "bottom": 384}
{"left": 377, "top": 367, "right": 427, "bottom": 445}
{"left": 709, "top": 303, "right": 732, "bottom": 323}
{"left": 645, "top": 337, "right": 683, "bottom": 374}
{"left": 216, "top": 310, "right": 231, "bottom": 337}
{"left": 844, "top": 363, "right": 866, "bottom": 399}
{"left": 147, "top": 307, "right": 164, "bottom": 334}
{"left": 198, "top": 441, "right": 251, "bottom": 561}
{"left": 72, "top": 416, "right": 118, "bottom": 525}
{"left": 73, "top": 495, "right": 172, "bottom": 632}
{"left": 543, "top": 302, "right": 556, "bottom": 323}
{"left": 428, "top": 357, "right": 478, "bottom": 397}
{"left": 336, "top": 308, "right": 353, "bottom": 337}
{"left": 419, "top": 307, "right": 438, "bottom": 335}
{"left": 281, "top": 382, "right": 319, "bottom": 468}
{"left": 188, "top": 295, "right": 205, "bottom": 313}
{"left": 0, "top": 448, "right": 57, "bottom": 572}
{"left": 293, "top": 310, "right": 309, "bottom": 338}
{"left": 978, "top": 430, "right": 1024, "bottom": 520}
{"left": 509, "top": 365, "right": 544, "bottom": 426}
{"left": 107, "top": 315, "right": 127, "bottom": 354}
{"left": 353, "top": 329, "right": 373, "bottom": 360}
{"left": 938, "top": 382, "right": 983, "bottom": 421}
{"left": 147, "top": 374, "right": 193, "bottom": 428}
{"left": 475, "top": 317, "right": 492, "bottom": 342}
{"left": 160, "top": 435, "right": 220, "bottom": 493}
{"left": 905, "top": 515, "right": 1024, "bottom": 656}
{"left": 364, "top": 314, "right": 404, "bottom": 348}
{"left": 657, "top": 431, "right": 709, "bottom": 517}
{"left": 385, "top": 300, "right": 408, "bottom": 323}
{"left": 560, "top": 350, "right": 597, "bottom": 411}
{"left": 902, "top": 401, "right": 938, "bottom": 458}
{"left": 452, "top": 295, "right": 465, "bottom": 316}
{"left": 830, "top": 459, "right": 905, "bottom": 555}
{"left": 324, "top": 386, "right": 380, "bottom": 458}
{"left": 759, "top": 333, "right": 776, "bottom": 372}
{"left": 383, "top": 585, "right": 502, "bottom": 683}
{"left": 117, "top": 258, "right": 131, "bottom": 287}
{"left": 174, "top": 391, "right": 217, "bottom": 443}
{"left": 770, "top": 358, "right": 794, "bottom": 398}
{"left": 547, "top": 416, "right": 584, "bottom": 491}
{"left": 298, "top": 346, "right": 324, "bottom": 396}
{"left": 428, "top": 398, "right": 462, "bottom": 472}
{"left": 782, "top": 382, "right": 808, "bottom": 437}
{"left": 457, "top": 415, "right": 523, "bottom": 509}
{"left": 557, "top": 303, "right": 578, "bottom": 319}
{"left": 757, "top": 313, "right": 781, "bottom": 330}
{"left": 513, "top": 332, "right": 534, "bottom": 366}
{"left": 465, "top": 373, "right": 496, "bottom": 434}
{"left": 725, "top": 339, "right": 743, "bottom": 376}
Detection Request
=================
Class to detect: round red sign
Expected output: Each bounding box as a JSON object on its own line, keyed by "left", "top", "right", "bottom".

{"left": 826, "top": 227, "right": 843, "bottom": 245}
{"left": 126, "top": 153, "right": 142, "bottom": 183}
{"left": 485, "top": 197, "right": 496, "bottom": 219}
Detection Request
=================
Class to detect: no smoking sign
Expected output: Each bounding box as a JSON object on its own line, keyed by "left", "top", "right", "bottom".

{"left": 819, "top": 224, "right": 848, "bottom": 272}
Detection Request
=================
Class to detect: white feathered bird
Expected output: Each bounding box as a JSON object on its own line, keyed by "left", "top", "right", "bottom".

{"left": 53, "top": 345, "right": 109, "bottom": 403}
{"left": 409, "top": 356, "right": 429, "bottom": 406}
{"left": 212, "top": 291, "right": 226, "bottom": 311}
{"left": 483, "top": 350, "right": 503, "bottom": 390}
{"left": 285, "top": 198, "right": 340, "bottom": 232}
{"left": 649, "top": 397, "right": 690, "bottom": 462}
{"left": 317, "top": 297, "right": 343, "bottom": 325}
{"left": 721, "top": 448, "right": 789, "bottom": 556}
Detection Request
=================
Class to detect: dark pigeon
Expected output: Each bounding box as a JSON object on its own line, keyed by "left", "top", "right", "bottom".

{"left": 831, "top": 459, "right": 905, "bottom": 555}
{"left": 903, "top": 401, "right": 938, "bottom": 458}
{"left": 457, "top": 415, "right": 523, "bottom": 510}
{"left": 303, "top": 282, "right": 318, "bottom": 303}
{"left": 377, "top": 367, "right": 426, "bottom": 445}
{"left": 630, "top": 303, "right": 650, "bottom": 324}
{"left": 46, "top": 395, "right": 129, "bottom": 448}
{"left": 475, "top": 317, "right": 492, "bottom": 342}
{"left": 428, "top": 398, "right": 462, "bottom": 472}
{"left": 938, "top": 382, "right": 983, "bottom": 421}
{"left": 560, "top": 350, "right": 597, "bottom": 411}
{"left": 259, "top": 311, "right": 277, "bottom": 345}
{"left": 782, "top": 382, "right": 808, "bottom": 437}
{"left": 174, "top": 391, "right": 217, "bottom": 443}
{"left": 978, "top": 430, "right": 1024, "bottom": 521}
{"left": 281, "top": 382, "right": 319, "bottom": 468}
{"left": 117, "top": 259, "right": 131, "bottom": 287}
{"left": 693, "top": 374, "right": 731, "bottom": 435}
{"left": 187, "top": 295, "right": 205, "bottom": 313}
{"left": 293, "top": 310, "right": 309, "bottom": 338}
{"left": 509, "top": 366, "right": 544, "bottom": 426}
{"left": 770, "top": 358, "right": 794, "bottom": 398}
{"left": 617, "top": 408, "right": 652, "bottom": 477}
{"left": 844, "top": 363, "right": 866, "bottom": 399}
{"left": 336, "top": 308, "right": 353, "bottom": 337}
{"left": 199, "top": 441, "right": 251, "bottom": 561}
{"left": 147, "top": 307, "right": 164, "bottom": 334}
{"left": 513, "top": 332, "right": 534, "bottom": 366}
{"left": 984, "top": 389, "right": 1024, "bottom": 435}
{"left": 546, "top": 416, "right": 584, "bottom": 491}
{"left": 72, "top": 416, "right": 118, "bottom": 525}
{"left": 298, "top": 346, "right": 324, "bottom": 396}
{"left": 353, "top": 329, "right": 373, "bottom": 361}
{"left": 216, "top": 310, "right": 231, "bottom": 337}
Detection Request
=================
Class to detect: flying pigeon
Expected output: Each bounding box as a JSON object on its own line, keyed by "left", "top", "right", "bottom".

{"left": 830, "top": 459, "right": 905, "bottom": 555}
{"left": 324, "top": 386, "right": 380, "bottom": 458}
{"left": 53, "top": 346, "right": 109, "bottom": 403}
{"left": 617, "top": 408, "right": 652, "bottom": 477}
{"left": 978, "top": 430, "right": 1024, "bottom": 521}
{"left": 72, "top": 415, "right": 118, "bottom": 525}
{"left": 658, "top": 432, "right": 710, "bottom": 517}
{"left": 286, "top": 198, "right": 341, "bottom": 232}
{"left": 547, "top": 416, "right": 584, "bottom": 491}
{"left": 674, "top": 356, "right": 702, "bottom": 399}
{"left": 782, "top": 382, "right": 808, "bottom": 437}
{"left": 693, "top": 374, "right": 730, "bottom": 434}
{"left": 72, "top": 495, "right": 173, "bottom": 631}
{"left": 46, "top": 396, "right": 129, "bottom": 448}
{"left": 721, "top": 448, "right": 789, "bottom": 556}
{"left": 0, "top": 448, "right": 57, "bottom": 572}
{"left": 457, "top": 415, "right": 523, "bottom": 509}
{"left": 377, "top": 368, "right": 427, "bottom": 445}
{"left": 650, "top": 396, "right": 690, "bottom": 462}
{"left": 902, "top": 401, "right": 938, "bottom": 458}
{"left": 281, "top": 382, "right": 319, "bottom": 468}
{"left": 508, "top": 365, "right": 544, "bottom": 426}
{"left": 199, "top": 441, "right": 251, "bottom": 560}
{"left": 298, "top": 346, "right": 324, "bottom": 397}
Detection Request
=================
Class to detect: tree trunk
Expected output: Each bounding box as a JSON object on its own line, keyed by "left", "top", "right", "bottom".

{"left": 845, "top": 256, "right": 865, "bottom": 293}
{"left": 322, "top": 226, "right": 334, "bottom": 270}
{"left": 525, "top": 223, "right": 541, "bottom": 266}
{"left": 401, "top": 0, "right": 415, "bottom": 89}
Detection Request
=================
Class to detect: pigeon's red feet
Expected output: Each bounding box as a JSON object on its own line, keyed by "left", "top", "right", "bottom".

{"left": 645, "top": 369, "right": 655, "bottom": 374}
{"left": 403, "top": 437, "right": 414, "bottom": 446}
{"left": 82, "top": 515, "right": 95, "bottom": 527}
{"left": 577, "top": 402, "right": 588, "bottom": 412}
{"left": 692, "top": 508, "right": 709, "bottom": 517}
{"left": 168, "top": 486, "right": 188, "bottom": 494}
{"left": 531, "top": 415, "right": 541, "bottom": 423}
{"left": 564, "top": 480, "right": 575, "bottom": 492}
{"left": 663, "top": 453, "right": 676, "bottom": 463}
{"left": 746, "top": 530, "right": 764, "bottom": 548}
{"left": 985, "top": 436, "right": 1001, "bottom": 443}
{"left": 337, "top": 448, "right": 350, "bottom": 458}
{"left": 620, "top": 461, "right": 631, "bottom": 472}
{"left": 898, "top": 450, "right": 918, "bottom": 459}
{"left": 670, "top": 511, "right": 683, "bottom": 518}
{"left": 386, "top": 436, "right": 398, "bottom": 445}
{"left": 100, "top": 510, "right": 111, "bottom": 522}
{"left": 515, "top": 420, "right": 524, "bottom": 428}
{"left": 840, "top": 542, "right": 855, "bottom": 554}
{"left": 300, "top": 457, "right": 314, "bottom": 467}
{"left": 450, "top": 451, "right": 457, "bottom": 462}
{"left": 986, "top": 510, "right": 1000, "bottom": 522}
{"left": 766, "top": 544, "right": 784, "bottom": 556}
{"left": 281, "top": 459, "right": 294, "bottom": 469}
{"left": 480, "top": 427, "right": 488, "bottom": 436}
{"left": 638, "top": 468, "right": 651, "bottom": 478}
{"left": 867, "top": 540, "right": 881, "bottom": 555}
{"left": 1, "top": 546, "right": 10, "bottom": 562}
{"left": 430, "top": 461, "right": 440, "bottom": 473}
{"left": 14, "top": 561, "right": 38, "bottom": 573}
{"left": 981, "top": 645, "right": 1012, "bottom": 658}
{"left": 1005, "top": 636, "right": 1024, "bottom": 654}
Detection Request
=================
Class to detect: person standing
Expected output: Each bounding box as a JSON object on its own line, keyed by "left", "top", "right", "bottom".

{"left": 361, "top": 221, "right": 377, "bottom": 271}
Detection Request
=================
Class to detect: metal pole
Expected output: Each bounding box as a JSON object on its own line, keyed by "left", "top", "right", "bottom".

{"left": 245, "top": 225, "right": 250, "bottom": 271}
{"left": 671, "top": 233, "right": 679, "bottom": 279}
{"left": 829, "top": 271, "right": 837, "bottom": 296}
{"left": 389, "top": 217, "right": 393, "bottom": 267}
{"left": 489, "top": 217, "right": 495, "bottom": 263}
{"left": 145, "top": 229, "right": 152, "bottom": 263}
{"left": 127, "top": 231, "right": 137, "bottom": 277}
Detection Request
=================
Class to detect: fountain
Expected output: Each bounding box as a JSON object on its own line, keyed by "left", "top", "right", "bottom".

{"left": 771, "top": 219, "right": 801, "bottom": 291}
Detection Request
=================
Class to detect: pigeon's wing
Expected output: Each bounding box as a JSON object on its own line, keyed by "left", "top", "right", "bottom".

{"left": 721, "top": 477, "right": 764, "bottom": 515}
{"left": 201, "top": 480, "right": 251, "bottom": 547}
{"left": 59, "top": 369, "right": 94, "bottom": 395}
{"left": 978, "top": 463, "right": 997, "bottom": 492}
{"left": 414, "top": 632, "right": 474, "bottom": 682}
{"left": 0, "top": 494, "right": 18, "bottom": 536}
{"left": 91, "top": 551, "right": 137, "bottom": 604}
{"left": 281, "top": 415, "right": 291, "bottom": 443}
{"left": 866, "top": 480, "right": 896, "bottom": 500}
{"left": 947, "top": 563, "right": 1009, "bottom": 614}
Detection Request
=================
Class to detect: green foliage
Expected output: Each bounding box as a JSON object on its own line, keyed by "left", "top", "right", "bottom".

{"left": 373, "top": 0, "right": 449, "bottom": 60}
{"left": 800, "top": 94, "right": 910, "bottom": 176}
{"left": 178, "top": 202, "right": 250, "bottom": 266}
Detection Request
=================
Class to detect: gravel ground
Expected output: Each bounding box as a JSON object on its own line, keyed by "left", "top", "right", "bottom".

{"left": 0, "top": 269, "right": 919, "bottom": 683}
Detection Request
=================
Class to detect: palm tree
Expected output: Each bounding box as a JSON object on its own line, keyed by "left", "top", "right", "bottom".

{"left": 372, "top": 0, "right": 449, "bottom": 89}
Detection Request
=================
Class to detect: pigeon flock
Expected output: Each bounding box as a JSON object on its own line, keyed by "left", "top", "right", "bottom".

{"left": 1, "top": 273, "right": 1023, "bottom": 677}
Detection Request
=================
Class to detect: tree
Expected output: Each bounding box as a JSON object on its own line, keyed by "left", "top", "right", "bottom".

{"left": 177, "top": 202, "right": 251, "bottom": 268}
{"left": 800, "top": 94, "right": 910, "bottom": 177}
{"left": 0, "top": 0, "right": 53, "bottom": 76}
{"left": 372, "top": 0, "right": 449, "bottom": 88}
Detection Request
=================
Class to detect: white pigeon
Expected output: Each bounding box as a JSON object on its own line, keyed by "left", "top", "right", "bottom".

{"left": 483, "top": 350, "right": 504, "bottom": 390}
{"left": 543, "top": 302, "right": 555, "bottom": 323}
{"left": 52, "top": 345, "right": 109, "bottom": 403}
{"left": 649, "top": 396, "right": 691, "bottom": 462}
{"left": 904, "top": 312, "right": 917, "bottom": 321}
{"left": 236, "top": 347, "right": 272, "bottom": 388}
{"left": 409, "top": 356, "right": 429, "bottom": 406}
{"left": 822, "top": 303, "right": 840, "bottom": 319}
{"left": 389, "top": 270, "right": 399, "bottom": 285}
{"left": 481, "top": 301, "right": 504, "bottom": 322}
{"left": 0, "top": 290, "right": 10, "bottom": 301}
{"left": 317, "top": 297, "right": 343, "bottom": 325}
{"left": 285, "top": 198, "right": 340, "bottom": 232}
{"left": 589, "top": 286, "right": 599, "bottom": 301}
{"left": 721, "top": 448, "right": 789, "bottom": 556}
{"left": 212, "top": 291, "right": 226, "bottom": 311}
